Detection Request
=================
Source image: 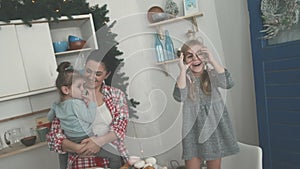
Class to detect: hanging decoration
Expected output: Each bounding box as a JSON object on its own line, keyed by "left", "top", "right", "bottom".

{"left": 260, "top": 0, "right": 300, "bottom": 39}
{"left": 165, "top": 0, "right": 179, "bottom": 16}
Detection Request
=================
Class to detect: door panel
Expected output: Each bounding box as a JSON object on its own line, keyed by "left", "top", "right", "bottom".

{"left": 267, "top": 98, "right": 300, "bottom": 111}
{"left": 248, "top": 0, "right": 300, "bottom": 168}
{"left": 264, "top": 57, "right": 300, "bottom": 71}
{"left": 269, "top": 111, "right": 300, "bottom": 125}
{"left": 16, "top": 22, "right": 57, "bottom": 91}
{"left": 271, "top": 138, "right": 300, "bottom": 154}
{"left": 0, "top": 25, "right": 29, "bottom": 97}
{"left": 265, "top": 70, "right": 300, "bottom": 84}
{"left": 266, "top": 84, "right": 300, "bottom": 97}
{"left": 272, "top": 151, "right": 300, "bottom": 169}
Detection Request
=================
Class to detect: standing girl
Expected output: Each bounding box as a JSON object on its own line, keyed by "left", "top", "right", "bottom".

{"left": 173, "top": 39, "right": 239, "bottom": 169}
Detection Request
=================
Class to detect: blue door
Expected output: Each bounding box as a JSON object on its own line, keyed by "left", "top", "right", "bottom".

{"left": 247, "top": 0, "right": 300, "bottom": 169}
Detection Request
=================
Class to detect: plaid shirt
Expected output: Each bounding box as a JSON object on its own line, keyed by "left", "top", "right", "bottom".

{"left": 47, "top": 84, "right": 129, "bottom": 169}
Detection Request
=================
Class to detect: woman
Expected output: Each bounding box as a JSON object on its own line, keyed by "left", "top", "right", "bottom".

{"left": 47, "top": 50, "right": 129, "bottom": 169}
{"left": 173, "top": 39, "right": 239, "bottom": 169}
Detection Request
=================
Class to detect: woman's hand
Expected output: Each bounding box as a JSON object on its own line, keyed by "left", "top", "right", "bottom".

{"left": 74, "top": 143, "right": 87, "bottom": 154}
{"left": 61, "top": 139, "right": 86, "bottom": 154}
{"left": 78, "top": 137, "right": 101, "bottom": 156}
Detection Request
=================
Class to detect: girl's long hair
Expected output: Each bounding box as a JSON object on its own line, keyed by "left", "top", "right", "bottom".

{"left": 181, "top": 40, "right": 211, "bottom": 100}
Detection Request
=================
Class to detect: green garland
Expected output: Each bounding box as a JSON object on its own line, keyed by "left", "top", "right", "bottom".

{"left": 0, "top": 0, "right": 112, "bottom": 31}
{"left": 0, "top": 0, "right": 139, "bottom": 118}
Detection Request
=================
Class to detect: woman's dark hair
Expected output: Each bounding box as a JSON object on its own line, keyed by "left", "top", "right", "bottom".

{"left": 86, "top": 49, "right": 121, "bottom": 85}
{"left": 181, "top": 40, "right": 211, "bottom": 98}
{"left": 56, "top": 62, "right": 83, "bottom": 97}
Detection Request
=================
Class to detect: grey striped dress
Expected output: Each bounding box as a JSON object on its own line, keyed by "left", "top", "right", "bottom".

{"left": 173, "top": 69, "right": 239, "bottom": 160}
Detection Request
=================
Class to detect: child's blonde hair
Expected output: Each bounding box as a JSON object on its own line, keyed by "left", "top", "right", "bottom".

{"left": 181, "top": 40, "right": 211, "bottom": 99}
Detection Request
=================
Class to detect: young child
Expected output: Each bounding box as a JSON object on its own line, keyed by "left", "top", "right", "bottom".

{"left": 173, "top": 39, "right": 239, "bottom": 169}
{"left": 48, "top": 62, "right": 122, "bottom": 169}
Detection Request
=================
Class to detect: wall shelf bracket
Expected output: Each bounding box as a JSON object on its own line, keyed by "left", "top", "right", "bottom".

{"left": 191, "top": 16, "right": 199, "bottom": 32}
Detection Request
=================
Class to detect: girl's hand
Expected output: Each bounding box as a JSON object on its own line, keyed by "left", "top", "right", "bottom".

{"left": 200, "top": 47, "right": 225, "bottom": 73}
{"left": 78, "top": 137, "right": 101, "bottom": 156}
{"left": 198, "top": 47, "right": 216, "bottom": 65}
{"left": 178, "top": 52, "right": 192, "bottom": 72}
{"left": 82, "top": 94, "right": 90, "bottom": 106}
{"left": 82, "top": 88, "right": 96, "bottom": 105}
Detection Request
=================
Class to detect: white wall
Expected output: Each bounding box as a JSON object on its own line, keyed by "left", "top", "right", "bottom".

{"left": 0, "top": 0, "right": 258, "bottom": 168}
{"left": 92, "top": 0, "right": 259, "bottom": 164}
{"left": 215, "top": 0, "right": 259, "bottom": 145}
{"left": 90, "top": 0, "right": 259, "bottom": 166}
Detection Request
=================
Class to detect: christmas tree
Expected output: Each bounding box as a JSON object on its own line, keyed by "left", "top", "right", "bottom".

{"left": 0, "top": 0, "right": 139, "bottom": 118}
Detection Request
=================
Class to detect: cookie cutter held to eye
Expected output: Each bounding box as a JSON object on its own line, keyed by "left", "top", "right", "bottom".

{"left": 176, "top": 48, "right": 182, "bottom": 58}
{"left": 195, "top": 50, "right": 209, "bottom": 71}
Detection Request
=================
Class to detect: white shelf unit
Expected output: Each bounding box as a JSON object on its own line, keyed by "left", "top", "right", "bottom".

{"left": 49, "top": 14, "right": 98, "bottom": 68}
{"left": 0, "top": 14, "right": 98, "bottom": 101}
{"left": 49, "top": 14, "right": 98, "bottom": 51}
{"left": 54, "top": 47, "right": 93, "bottom": 56}
{"left": 0, "top": 14, "right": 99, "bottom": 158}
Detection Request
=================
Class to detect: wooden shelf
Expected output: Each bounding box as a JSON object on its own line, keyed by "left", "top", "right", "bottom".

{"left": 156, "top": 58, "right": 179, "bottom": 65}
{"left": 0, "top": 87, "right": 56, "bottom": 102}
{"left": 0, "top": 109, "right": 49, "bottom": 159}
{"left": 149, "top": 12, "right": 203, "bottom": 40}
{"left": 149, "top": 12, "right": 204, "bottom": 27}
{"left": 0, "top": 108, "right": 49, "bottom": 123}
{"left": 156, "top": 58, "right": 179, "bottom": 76}
{"left": 0, "top": 142, "right": 48, "bottom": 159}
{"left": 55, "top": 47, "right": 92, "bottom": 56}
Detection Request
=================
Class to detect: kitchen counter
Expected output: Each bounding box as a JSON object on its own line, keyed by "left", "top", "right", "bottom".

{"left": 0, "top": 141, "right": 47, "bottom": 159}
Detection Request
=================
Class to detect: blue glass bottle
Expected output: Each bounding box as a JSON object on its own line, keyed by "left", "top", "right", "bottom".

{"left": 165, "top": 30, "right": 175, "bottom": 60}
{"left": 155, "top": 33, "right": 165, "bottom": 62}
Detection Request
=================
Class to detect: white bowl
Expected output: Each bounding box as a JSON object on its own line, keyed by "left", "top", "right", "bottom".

{"left": 152, "top": 13, "right": 170, "bottom": 22}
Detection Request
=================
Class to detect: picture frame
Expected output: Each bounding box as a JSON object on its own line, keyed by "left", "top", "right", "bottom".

{"left": 183, "top": 0, "right": 199, "bottom": 16}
